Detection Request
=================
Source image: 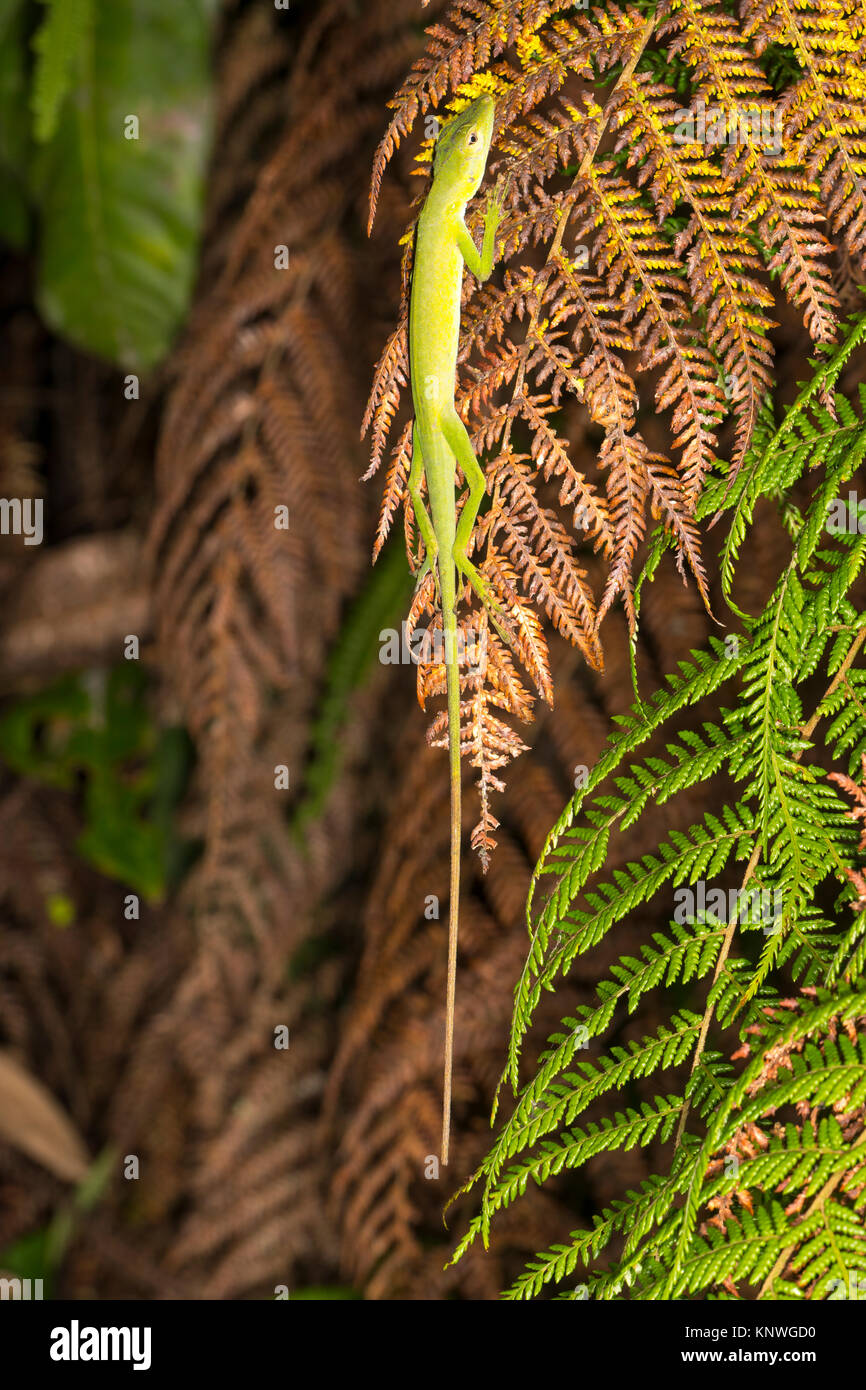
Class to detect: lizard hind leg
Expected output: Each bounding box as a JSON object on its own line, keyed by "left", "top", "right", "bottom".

{"left": 407, "top": 421, "right": 440, "bottom": 600}
{"left": 440, "top": 408, "right": 521, "bottom": 658}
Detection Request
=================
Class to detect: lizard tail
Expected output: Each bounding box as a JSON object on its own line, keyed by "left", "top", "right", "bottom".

{"left": 441, "top": 584, "right": 461, "bottom": 1168}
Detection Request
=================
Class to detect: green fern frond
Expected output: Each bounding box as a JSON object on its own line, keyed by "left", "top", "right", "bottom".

{"left": 455, "top": 313, "right": 866, "bottom": 1300}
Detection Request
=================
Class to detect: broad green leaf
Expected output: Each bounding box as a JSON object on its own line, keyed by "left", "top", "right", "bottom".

{"left": 0, "top": 0, "right": 31, "bottom": 246}
{"left": 31, "top": 0, "right": 95, "bottom": 143}
{"left": 32, "top": 0, "right": 213, "bottom": 368}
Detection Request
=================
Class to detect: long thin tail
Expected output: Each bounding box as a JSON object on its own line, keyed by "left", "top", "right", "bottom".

{"left": 441, "top": 583, "right": 461, "bottom": 1167}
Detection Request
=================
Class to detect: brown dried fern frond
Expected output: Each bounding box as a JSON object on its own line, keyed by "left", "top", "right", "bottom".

{"left": 144, "top": 0, "right": 455, "bottom": 1296}
{"left": 363, "top": 0, "right": 866, "bottom": 865}
{"left": 743, "top": 0, "right": 866, "bottom": 272}
{"left": 829, "top": 753, "right": 866, "bottom": 907}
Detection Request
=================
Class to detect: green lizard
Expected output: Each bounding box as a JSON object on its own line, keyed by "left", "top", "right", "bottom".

{"left": 407, "top": 94, "right": 512, "bottom": 1167}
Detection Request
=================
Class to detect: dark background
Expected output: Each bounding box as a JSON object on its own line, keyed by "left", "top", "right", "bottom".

{"left": 0, "top": 0, "right": 862, "bottom": 1300}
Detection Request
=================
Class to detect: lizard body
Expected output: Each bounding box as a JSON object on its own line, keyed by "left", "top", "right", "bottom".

{"left": 407, "top": 95, "right": 508, "bottom": 1166}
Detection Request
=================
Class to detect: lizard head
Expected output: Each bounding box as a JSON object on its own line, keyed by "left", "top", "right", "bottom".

{"left": 432, "top": 94, "right": 496, "bottom": 202}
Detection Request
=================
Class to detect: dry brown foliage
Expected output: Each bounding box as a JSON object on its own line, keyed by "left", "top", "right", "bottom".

{"left": 0, "top": 0, "right": 863, "bottom": 1302}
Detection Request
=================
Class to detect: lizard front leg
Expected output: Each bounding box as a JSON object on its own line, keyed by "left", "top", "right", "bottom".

{"left": 455, "top": 177, "right": 508, "bottom": 283}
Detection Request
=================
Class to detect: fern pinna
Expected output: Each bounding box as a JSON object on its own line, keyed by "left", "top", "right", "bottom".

{"left": 447, "top": 313, "right": 866, "bottom": 1298}
{"left": 364, "top": 0, "right": 865, "bottom": 863}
